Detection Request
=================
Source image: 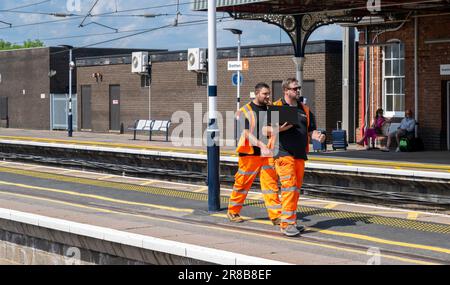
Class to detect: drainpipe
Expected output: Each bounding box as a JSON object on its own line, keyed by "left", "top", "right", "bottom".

{"left": 414, "top": 16, "right": 419, "bottom": 138}
{"left": 365, "top": 27, "right": 370, "bottom": 132}
{"left": 371, "top": 45, "right": 374, "bottom": 121}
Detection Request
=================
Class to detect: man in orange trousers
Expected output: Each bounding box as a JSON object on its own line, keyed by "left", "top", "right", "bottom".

{"left": 227, "top": 83, "right": 282, "bottom": 225}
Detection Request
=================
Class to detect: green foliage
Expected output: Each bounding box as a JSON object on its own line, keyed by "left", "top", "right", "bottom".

{"left": 0, "top": 39, "right": 45, "bottom": 51}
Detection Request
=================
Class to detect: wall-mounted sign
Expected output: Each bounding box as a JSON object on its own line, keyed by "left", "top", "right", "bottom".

{"left": 242, "top": 60, "right": 249, "bottom": 71}
{"left": 112, "top": 100, "right": 119, "bottom": 105}
{"left": 228, "top": 61, "right": 243, "bottom": 71}
{"left": 232, "top": 73, "right": 243, "bottom": 86}
{"left": 228, "top": 60, "right": 249, "bottom": 71}
{"left": 441, "top": 64, "right": 450, "bottom": 76}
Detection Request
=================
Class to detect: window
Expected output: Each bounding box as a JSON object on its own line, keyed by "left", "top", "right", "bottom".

{"left": 197, "top": 72, "right": 207, "bottom": 86}
{"left": 272, "top": 81, "right": 282, "bottom": 102}
{"left": 141, "top": 74, "right": 150, "bottom": 87}
{"left": 383, "top": 41, "right": 405, "bottom": 117}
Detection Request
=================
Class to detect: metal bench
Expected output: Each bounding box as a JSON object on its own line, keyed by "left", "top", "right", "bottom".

{"left": 149, "top": 120, "right": 171, "bottom": 142}
{"left": 128, "top": 120, "right": 152, "bottom": 140}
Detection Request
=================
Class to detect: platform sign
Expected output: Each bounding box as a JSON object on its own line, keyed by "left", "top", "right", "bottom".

{"left": 441, "top": 64, "right": 450, "bottom": 76}
{"left": 228, "top": 60, "right": 249, "bottom": 71}
{"left": 228, "top": 61, "right": 243, "bottom": 71}
{"left": 232, "top": 73, "right": 243, "bottom": 86}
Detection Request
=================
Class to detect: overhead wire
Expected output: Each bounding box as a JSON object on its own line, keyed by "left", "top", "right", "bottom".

{"left": 79, "top": 0, "right": 100, "bottom": 27}
{"left": 39, "top": 16, "right": 231, "bottom": 42}
{"left": 0, "top": 16, "right": 233, "bottom": 64}
{"left": 0, "top": 1, "right": 197, "bottom": 27}
{"left": 49, "top": 17, "right": 233, "bottom": 56}
{"left": 0, "top": 0, "right": 51, "bottom": 12}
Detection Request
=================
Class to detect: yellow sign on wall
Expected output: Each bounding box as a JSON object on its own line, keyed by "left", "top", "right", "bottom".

{"left": 242, "top": 60, "right": 249, "bottom": 71}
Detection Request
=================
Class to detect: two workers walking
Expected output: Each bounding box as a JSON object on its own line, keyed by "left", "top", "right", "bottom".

{"left": 227, "top": 78, "right": 325, "bottom": 237}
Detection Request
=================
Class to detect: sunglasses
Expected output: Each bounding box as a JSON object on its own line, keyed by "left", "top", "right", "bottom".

{"left": 287, "top": 87, "right": 301, "bottom": 91}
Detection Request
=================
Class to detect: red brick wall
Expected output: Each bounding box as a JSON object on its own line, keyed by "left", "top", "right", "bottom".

{"left": 358, "top": 15, "right": 450, "bottom": 149}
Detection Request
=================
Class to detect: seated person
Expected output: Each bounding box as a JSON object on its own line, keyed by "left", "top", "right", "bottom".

{"left": 357, "top": 108, "right": 388, "bottom": 149}
{"left": 381, "top": 109, "right": 416, "bottom": 152}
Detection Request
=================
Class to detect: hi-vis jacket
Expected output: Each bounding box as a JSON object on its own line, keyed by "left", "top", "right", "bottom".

{"left": 235, "top": 100, "right": 312, "bottom": 154}
{"left": 271, "top": 99, "right": 311, "bottom": 153}
{"left": 235, "top": 102, "right": 257, "bottom": 155}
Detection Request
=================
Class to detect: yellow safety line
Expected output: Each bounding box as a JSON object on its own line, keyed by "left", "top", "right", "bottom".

{"left": 97, "top": 175, "right": 116, "bottom": 181}
{"left": 309, "top": 156, "right": 450, "bottom": 171}
{"left": 309, "top": 227, "right": 450, "bottom": 255}
{"left": 193, "top": 187, "right": 208, "bottom": 193}
{"left": 247, "top": 194, "right": 263, "bottom": 200}
{"left": 2, "top": 135, "right": 449, "bottom": 171}
{"left": 0, "top": 165, "right": 449, "bottom": 235}
{"left": 211, "top": 213, "right": 450, "bottom": 256}
{"left": 140, "top": 181, "right": 157, "bottom": 186}
{"left": 408, "top": 212, "right": 420, "bottom": 220}
{"left": 362, "top": 211, "right": 410, "bottom": 215}
{"left": 0, "top": 191, "right": 437, "bottom": 265}
{"left": 324, "top": 203, "right": 340, "bottom": 209}
{"left": 298, "top": 200, "right": 330, "bottom": 205}
{"left": 0, "top": 181, "right": 193, "bottom": 213}
{"left": 57, "top": 170, "right": 76, "bottom": 175}
{"left": 0, "top": 136, "right": 209, "bottom": 155}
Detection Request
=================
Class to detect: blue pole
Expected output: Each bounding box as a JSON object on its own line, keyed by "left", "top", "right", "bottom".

{"left": 207, "top": 0, "right": 220, "bottom": 212}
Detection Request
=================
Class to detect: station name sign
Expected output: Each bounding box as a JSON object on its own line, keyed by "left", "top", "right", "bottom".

{"left": 441, "top": 64, "right": 450, "bottom": 76}
{"left": 228, "top": 60, "right": 249, "bottom": 71}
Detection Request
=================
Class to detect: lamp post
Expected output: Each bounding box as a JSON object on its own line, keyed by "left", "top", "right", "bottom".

{"left": 207, "top": 0, "right": 220, "bottom": 212}
{"left": 224, "top": 28, "right": 242, "bottom": 146}
{"left": 60, "top": 45, "right": 74, "bottom": 137}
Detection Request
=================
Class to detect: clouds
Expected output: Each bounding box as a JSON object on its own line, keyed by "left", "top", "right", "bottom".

{"left": 0, "top": 0, "right": 343, "bottom": 49}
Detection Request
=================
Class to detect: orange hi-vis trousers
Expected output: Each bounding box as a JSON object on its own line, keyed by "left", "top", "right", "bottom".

{"left": 274, "top": 156, "right": 305, "bottom": 229}
{"left": 228, "top": 156, "right": 281, "bottom": 221}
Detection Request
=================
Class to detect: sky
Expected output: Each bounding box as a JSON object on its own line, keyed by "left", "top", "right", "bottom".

{"left": 0, "top": 0, "right": 344, "bottom": 51}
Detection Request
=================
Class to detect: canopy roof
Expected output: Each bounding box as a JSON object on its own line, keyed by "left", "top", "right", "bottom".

{"left": 192, "top": 0, "right": 450, "bottom": 17}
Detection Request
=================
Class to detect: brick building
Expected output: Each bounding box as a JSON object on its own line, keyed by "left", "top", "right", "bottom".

{"left": 0, "top": 47, "right": 163, "bottom": 130}
{"left": 75, "top": 41, "right": 343, "bottom": 140}
{"left": 357, "top": 14, "right": 450, "bottom": 150}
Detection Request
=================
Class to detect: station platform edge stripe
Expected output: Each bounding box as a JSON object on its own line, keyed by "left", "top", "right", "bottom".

{"left": 0, "top": 136, "right": 449, "bottom": 171}
{"left": 0, "top": 166, "right": 449, "bottom": 235}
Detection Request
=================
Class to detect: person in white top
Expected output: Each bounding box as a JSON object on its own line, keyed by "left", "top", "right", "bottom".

{"left": 381, "top": 109, "right": 416, "bottom": 152}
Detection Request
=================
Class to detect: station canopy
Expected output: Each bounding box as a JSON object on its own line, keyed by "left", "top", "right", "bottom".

{"left": 192, "top": 0, "right": 450, "bottom": 17}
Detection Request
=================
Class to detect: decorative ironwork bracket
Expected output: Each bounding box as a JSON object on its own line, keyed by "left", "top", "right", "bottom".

{"left": 230, "top": 11, "right": 359, "bottom": 57}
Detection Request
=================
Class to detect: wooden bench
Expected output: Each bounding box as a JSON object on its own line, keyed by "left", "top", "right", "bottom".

{"left": 128, "top": 120, "right": 152, "bottom": 140}
{"left": 150, "top": 120, "right": 171, "bottom": 142}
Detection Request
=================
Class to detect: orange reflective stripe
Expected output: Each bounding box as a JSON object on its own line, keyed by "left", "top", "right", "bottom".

{"left": 302, "top": 103, "right": 310, "bottom": 129}
{"left": 273, "top": 100, "right": 283, "bottom": 106}
{"left": 243, "top": 103, "right": 256, "bottom": 133}
{"left": 302, "top": 103, "right": 311, "bottom": 152}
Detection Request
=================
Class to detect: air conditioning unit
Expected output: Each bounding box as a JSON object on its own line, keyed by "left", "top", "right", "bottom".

{"left": 187, "top": 48, "right": 207, "bottom": 72}
{"left": 132, "top": 51, "right": 149, "bottom": 74}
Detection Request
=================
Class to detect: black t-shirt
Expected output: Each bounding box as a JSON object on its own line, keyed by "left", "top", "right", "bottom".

{"left": 274, "top": 99, "right": 316, "bottom": 160}
{"left": 239, "top": 102, "right": 268, "bottom": 157}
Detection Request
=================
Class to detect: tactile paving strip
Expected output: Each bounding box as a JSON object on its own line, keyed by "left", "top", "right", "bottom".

{"left": 1, "top": 166, "right": 449, "bottom": 235}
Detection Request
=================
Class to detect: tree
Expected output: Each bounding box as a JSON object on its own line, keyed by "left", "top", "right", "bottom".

{"left": 0, "top": 39, "right": 44, "bottom": 51}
